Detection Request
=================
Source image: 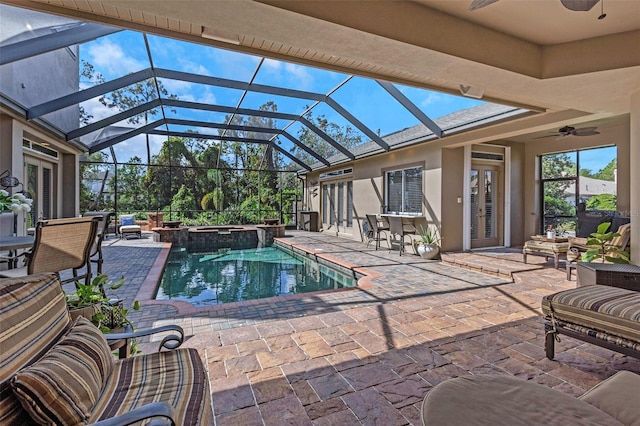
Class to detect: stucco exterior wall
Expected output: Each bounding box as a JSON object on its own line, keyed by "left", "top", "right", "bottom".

{"left": 301, "top": 113, "right": 630, "bottom": 254}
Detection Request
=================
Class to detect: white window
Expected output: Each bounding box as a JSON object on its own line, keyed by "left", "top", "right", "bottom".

{"left": 385, "top": 166, "right": 422, "bottom": 214}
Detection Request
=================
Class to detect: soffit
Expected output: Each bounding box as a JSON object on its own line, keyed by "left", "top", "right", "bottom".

{"left": 416, "top": 0, "right": 640, "bottom": 46}
{"left": 4, "top": 0, "right": 640, "bottom": 120}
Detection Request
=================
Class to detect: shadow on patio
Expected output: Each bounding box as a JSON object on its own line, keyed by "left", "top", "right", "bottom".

{"left": 79, "top": 230, "right": 640, "bottom": 425}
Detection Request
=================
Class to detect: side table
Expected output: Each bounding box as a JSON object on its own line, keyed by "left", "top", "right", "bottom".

{"left": 523, "top": 236, "right": 569, "bottom": 269}
{"left": 576, "top": 263, "right": 640, "bottom": 291}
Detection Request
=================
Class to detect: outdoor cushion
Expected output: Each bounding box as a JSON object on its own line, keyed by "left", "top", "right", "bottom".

{"left": 541, "top": 285, "right": 640, "bottom": 343}
{"left": 579, "top": 371, "right": 640, "bottom": 426}
{"left": 0, "top": 273, "right": 71, "bottom": 425}
{"left": 421, "top": 374, "right": 623, "bottom": 426}
{"left": 11, "top": 317, "right": 113, "bottom": 425}
{"left": 90, "top": 348, "right": 212, "bottom": 424}
{"left": 120, "top": 215, "right": 135, "bottom": 226}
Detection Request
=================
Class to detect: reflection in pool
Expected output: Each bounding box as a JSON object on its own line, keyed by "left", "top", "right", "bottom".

{"left": 156, "top": 247, "right": 358, "bottom": 306}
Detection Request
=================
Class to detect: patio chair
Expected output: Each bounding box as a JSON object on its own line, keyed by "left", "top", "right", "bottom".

{"left": 118, "top": 213, "right": 141, "bottom": 239}
{"left": 82, "top": 211, "right": 114, "bottom": 274}
{"left": 388, "top": 215, "right": 415, "bottom": 256}
{"left": 365, "top": 214, "right": 389, "bottom": 250}
{"left": 0, "top": 216, "right": 99, "bottom": 285}
{"left": 567, "top": 222, "right": 631, "bottom": 266}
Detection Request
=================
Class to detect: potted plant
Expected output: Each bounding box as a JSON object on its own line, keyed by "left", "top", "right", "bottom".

{"left": 66, "top": 274, "right": 140, "bottom": 331}
{"left": 581, "top": 221, "right": 630, "bottom": 264}
{"left": 415, "top": 225, "right": 441, "bottom": 260}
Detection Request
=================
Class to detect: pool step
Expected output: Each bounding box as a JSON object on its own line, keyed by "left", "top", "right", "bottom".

{"left": 441, "top": 250, "right": 541, "bottom": 281}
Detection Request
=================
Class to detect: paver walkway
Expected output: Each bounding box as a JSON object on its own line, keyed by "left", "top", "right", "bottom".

{"left": 90, "top": 231, "right": 639, "bottom": 425}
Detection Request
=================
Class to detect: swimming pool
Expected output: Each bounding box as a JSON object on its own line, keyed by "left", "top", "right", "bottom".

{"left": 156, "top": 246, "right": 358, "bottom": 306}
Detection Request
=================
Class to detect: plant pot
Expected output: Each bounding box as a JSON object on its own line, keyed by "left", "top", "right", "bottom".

{"left": 68, "top": 303, "right": 101, "bottom": 322}
{"left": 417, "top": 243, "right": 440, "bottom": 260}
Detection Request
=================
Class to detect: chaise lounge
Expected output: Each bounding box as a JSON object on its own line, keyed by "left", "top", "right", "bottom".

{"left": 0, "top": 273, "right": 213, "bottom": 425}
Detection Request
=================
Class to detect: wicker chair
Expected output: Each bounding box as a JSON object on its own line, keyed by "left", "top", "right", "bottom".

{"left": 567, "top": 222, "right": 631, "bottom": 263}
{"left": 0, "top": 216, "right": 99, "bottom": 285}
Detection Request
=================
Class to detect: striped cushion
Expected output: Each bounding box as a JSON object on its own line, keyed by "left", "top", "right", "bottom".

{"left": 0, "top": 273, "right": 71, "bottom": 426}
{"left": 11, "top": 317, "right": 114, "bottom": 426}
{"left": 90, "top": 348, "right": 213, "bottom": 425}
{"left": 542, "top": 285, "right": 640, "bottom": 343}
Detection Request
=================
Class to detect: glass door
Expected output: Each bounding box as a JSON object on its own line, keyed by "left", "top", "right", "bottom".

{"left": 470, "top": 164, "right": 502, "bottom": 248}
{"left": 321, "top": 179, "right": 353, "bottom": 235}
{"left": 24, "top": 157, "right": 55, "bottom": 228}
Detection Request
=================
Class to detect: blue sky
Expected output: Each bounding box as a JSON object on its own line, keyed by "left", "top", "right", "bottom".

{"left": 78, "top": 30, "right": 485, "bottom": 164}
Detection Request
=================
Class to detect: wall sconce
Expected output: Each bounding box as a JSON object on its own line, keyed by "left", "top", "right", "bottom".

{"left": 0, "top": 170, "right": 20, "bottom": 189}
{"left": 459, "top": 84, "right": 484, "bottom": 99}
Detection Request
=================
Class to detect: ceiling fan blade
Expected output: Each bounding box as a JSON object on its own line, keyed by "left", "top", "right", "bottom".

{"left": 573, "top": 129, "right": 600, "bottom": 136}
{"left": 468, "top": 0, "right": 499, "bottom": 12}
{"left": 560, "top": 0, "right": 600, "bottom": 12}
{"left": 534, "top": 134, "right": 560, "bottom": 139}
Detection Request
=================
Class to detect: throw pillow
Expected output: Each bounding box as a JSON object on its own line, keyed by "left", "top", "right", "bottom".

{"left": 120, "top": 215, "right": 135, "bottom": 226}
{"left": 11, "top": 317, "right": 114, "bottom": 426}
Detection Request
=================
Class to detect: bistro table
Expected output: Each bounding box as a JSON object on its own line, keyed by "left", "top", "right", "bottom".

{"left": 0, "top": 235, "right": 34, "bottom": 269}
{"left": 379, "top": 214, "right": 426, "bottom": 233}
{"left": 379, "top": 214, "right": 426, "bottom": 253}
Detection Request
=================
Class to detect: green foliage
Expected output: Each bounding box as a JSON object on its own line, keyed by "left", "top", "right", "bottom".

{"left": 293, "top": 110, "right": 362, "bottom": 164}
{"left": 201, "top": 169, "right": 224, "bottom": 211}
{"left": 65, "top": 275, "right": 119, "bottom": 309}
{"left": 543, "top": 195, "right": 574, "bottom": 217}
{"left": 66, "top": 274, "right": 140, "bottom": 355}
{"left": 417, "top": 226, "right": 441, "bottom": 246}
{"left": 585, "top": 193, "right": 617, "bottom": 210}
{"left": 581, "top": 222, "right": 630, "bottom": 264}
{"left": 170, "top": 185, "right": 197, "bottom": 216}
{"left": 581, "top": 158, "right": 617, "bottom": 181}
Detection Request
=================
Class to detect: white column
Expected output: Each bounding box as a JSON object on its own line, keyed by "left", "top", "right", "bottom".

{"left": 462, "top": 145, "right": 471, "bottom": 250}
{"left": 630, "top": 90, "right": 640, "bottom": 265}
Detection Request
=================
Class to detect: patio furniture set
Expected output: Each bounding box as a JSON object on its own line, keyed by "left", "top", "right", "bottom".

{"left": 365, "top": 214, "right": 423, "bottom": 256}
{"left": 423, "top": 246, "right": 640, "bottom": 424}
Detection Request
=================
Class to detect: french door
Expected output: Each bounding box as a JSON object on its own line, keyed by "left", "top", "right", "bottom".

{"left": 321, "top": 179, "right": 353, "bottom": 235}
{"left": 470, "top": 164, "right": 502, "bottom": 248}
{"left": 24, "top": 157, "right": 55, "bottom": 227}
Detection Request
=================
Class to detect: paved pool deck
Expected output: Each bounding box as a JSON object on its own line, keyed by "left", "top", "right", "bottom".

{"left": 93, "top": 230, "right": 640, "bottom": 425}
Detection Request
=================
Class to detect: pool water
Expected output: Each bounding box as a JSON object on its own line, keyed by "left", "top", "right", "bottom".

{"left": 156, "top": 247, "right": 358, "bottom": 306}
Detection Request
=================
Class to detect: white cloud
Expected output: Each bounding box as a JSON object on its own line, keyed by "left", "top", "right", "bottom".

{"left": 284, "top": 63, "right": 313, "bottom": 89}
{"left": 420, "top": 92, "right": 450, "bottom": 108}
{"left": 86, "top": 39, "right": 145, "bottom": 77}
{"left": 262, "top": 58, "right": 281, "bottom": 71}
{"left": 81, "top": 97, "right": 112, "bottom": 122}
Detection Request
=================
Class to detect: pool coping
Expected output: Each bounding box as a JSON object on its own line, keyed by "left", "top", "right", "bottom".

{"left": 135, "top": 237, "right": 382, "bottom": 316}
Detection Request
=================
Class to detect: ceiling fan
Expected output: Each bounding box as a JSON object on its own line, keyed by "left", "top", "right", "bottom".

{"left": 536, "top": 125, "right": 600, "bottom": 140}
{"left": 469, "top": 0, "right": 600, "bottom": 12}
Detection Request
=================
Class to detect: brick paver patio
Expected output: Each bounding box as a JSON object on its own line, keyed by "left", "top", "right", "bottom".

{"left": 91, "top": 230, "right": 639, "bottom": 425}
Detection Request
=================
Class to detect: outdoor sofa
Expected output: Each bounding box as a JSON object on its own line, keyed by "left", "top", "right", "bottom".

{"left": 0, "top": 273, "right": 213, "bottom": 425}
